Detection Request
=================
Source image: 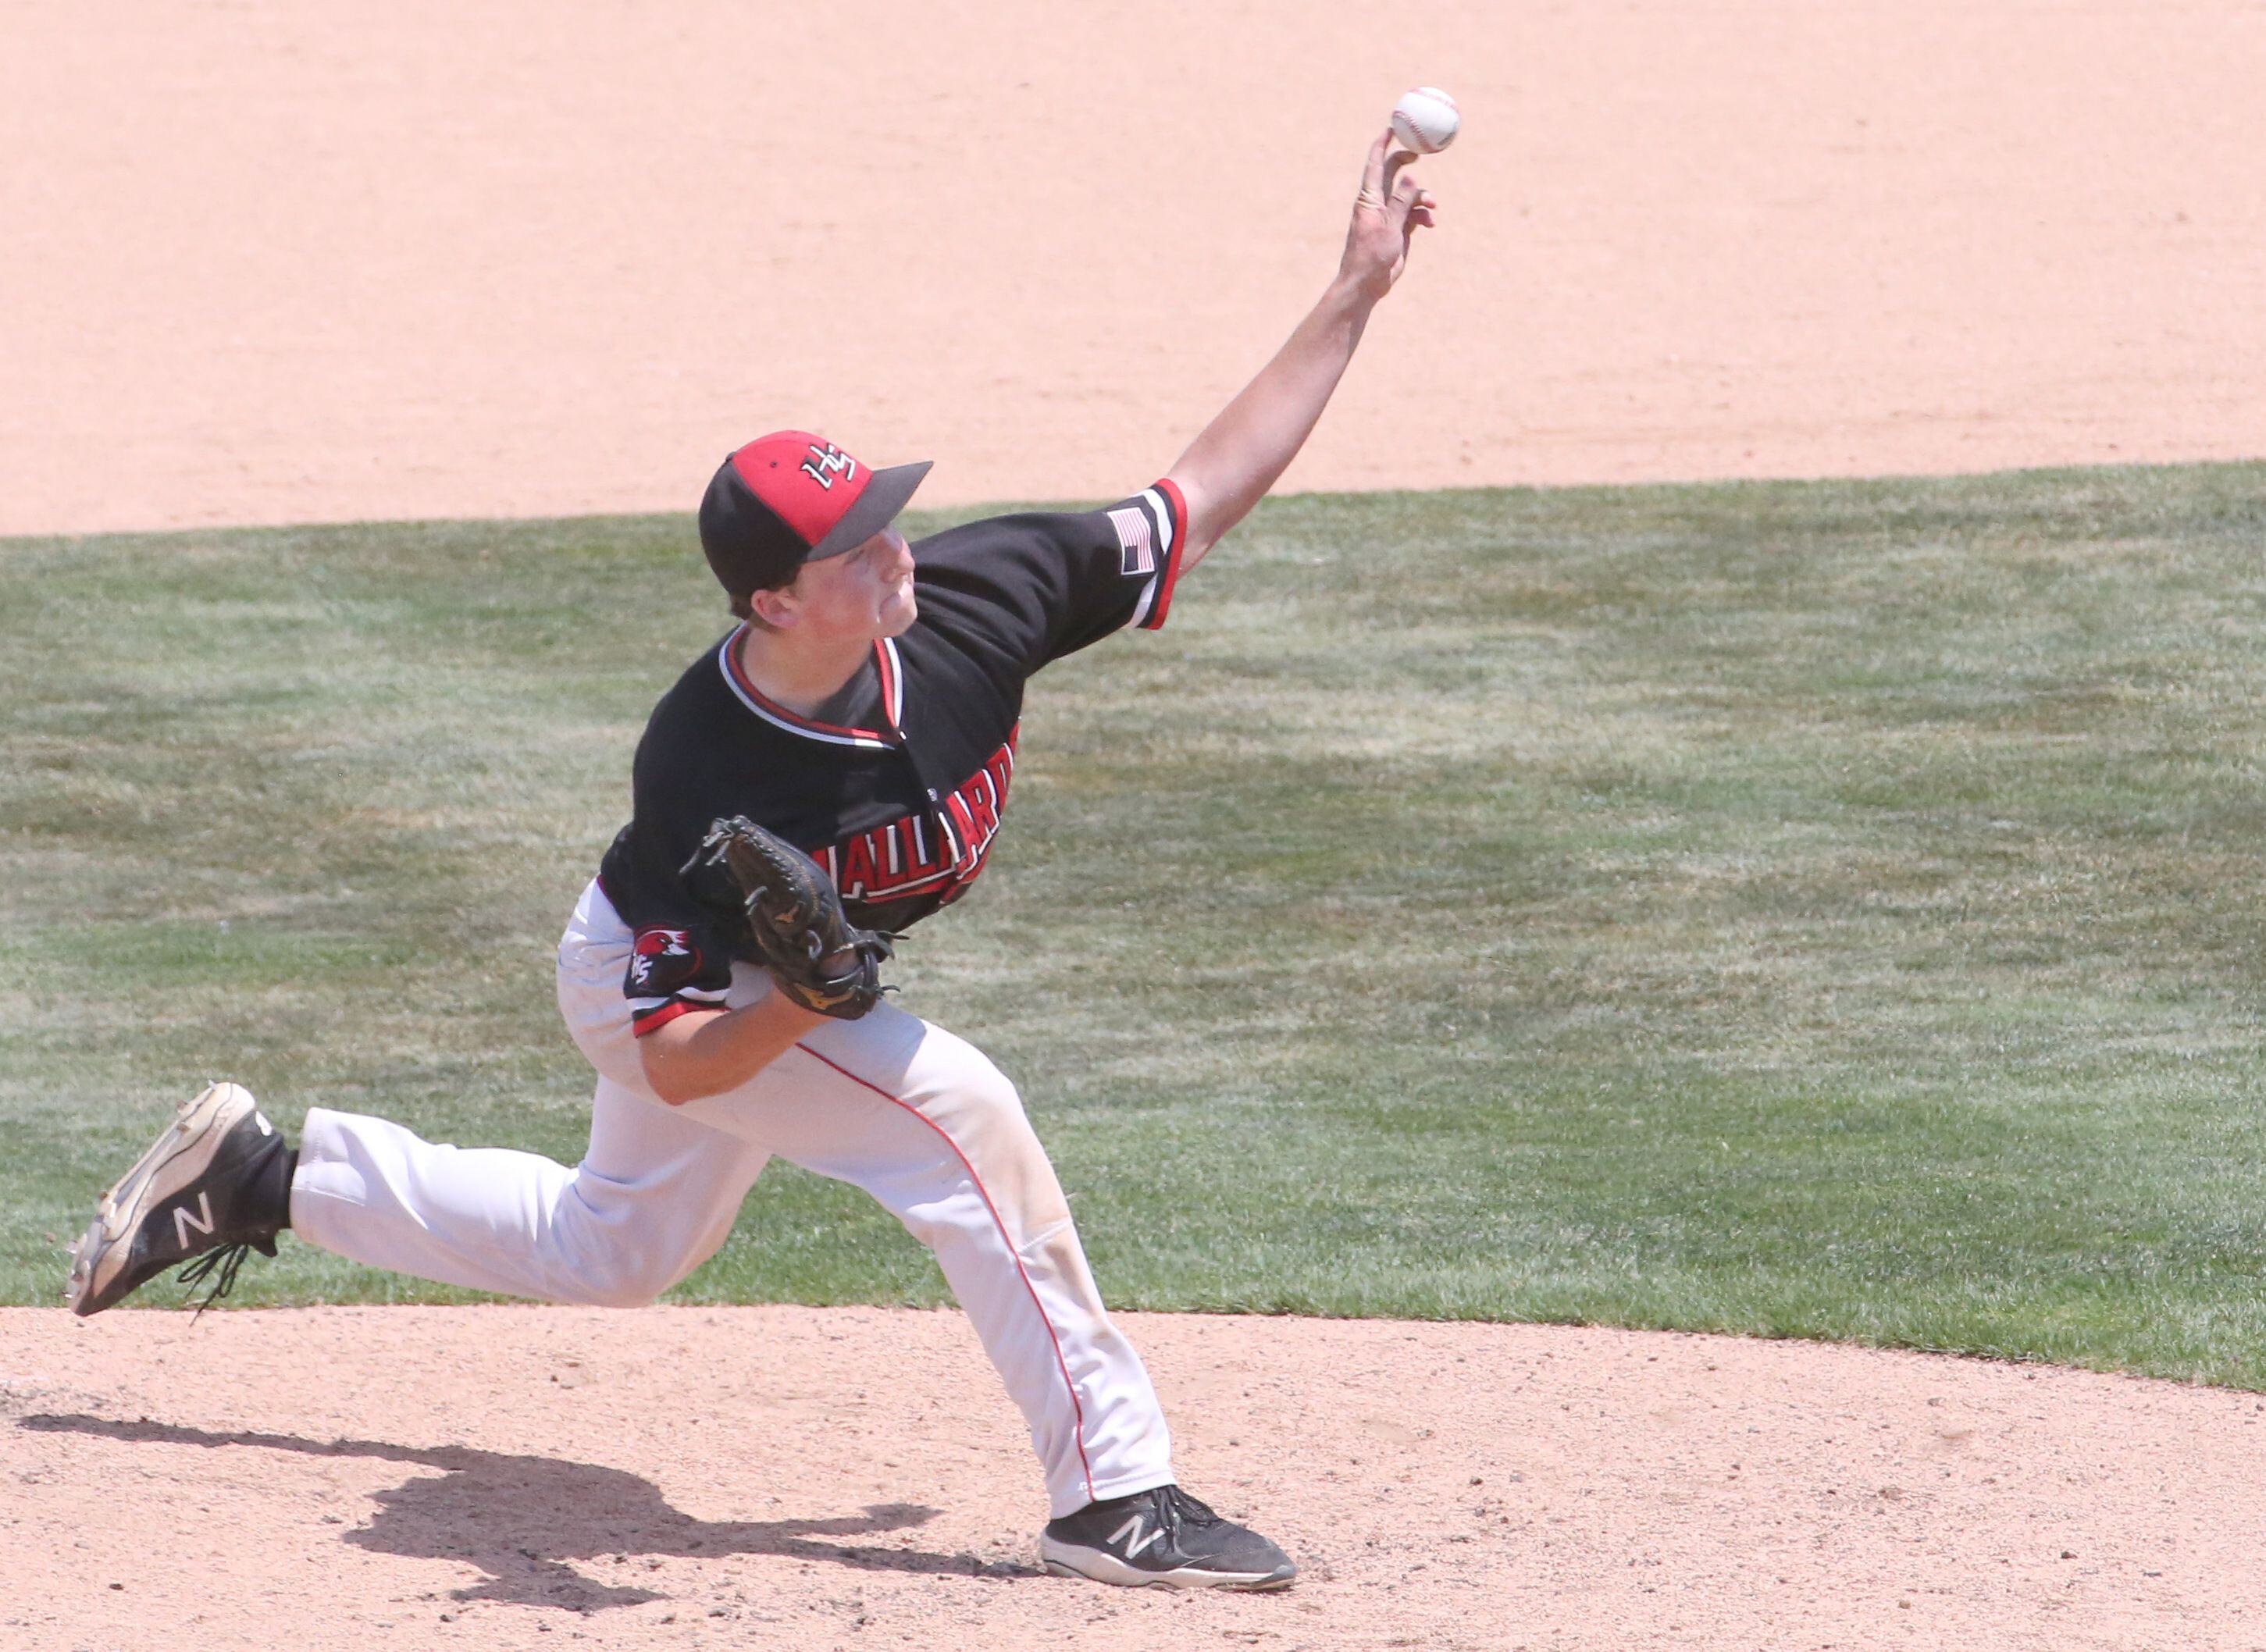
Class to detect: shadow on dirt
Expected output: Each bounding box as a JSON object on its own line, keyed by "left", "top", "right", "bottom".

{"left": 20, "top": 1412, "right": 1031, "bottom": 1610}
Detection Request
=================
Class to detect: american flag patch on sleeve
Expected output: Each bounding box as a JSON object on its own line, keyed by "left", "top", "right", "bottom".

{"left": 1108, "top": 505, "right": 1156, "bottom": 576}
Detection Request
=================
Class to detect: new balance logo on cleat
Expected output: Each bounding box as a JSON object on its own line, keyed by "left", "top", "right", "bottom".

{"left": 1108, "top": 1515, "right": 1164, "bottom": 1558}
{"left": 172, "top": 1192, "right": 216, "bottom": 1249}
{"left": 1039, "top": 1484, "right": 1296, "bottom": 1591}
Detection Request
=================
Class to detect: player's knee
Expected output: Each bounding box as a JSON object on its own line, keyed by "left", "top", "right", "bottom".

{"left": 557, "top": 1228, "right": 694, "bottom": 1308}
{"left": 578, "top": 1257, "right": 690, "bottom": 1308}
{"left": 963, "top": 1056, "right": 1028, "bottom": 1120}
{"left": 941, "top": 1060, "right": 1062, "bottom": 1194}
{"left": 900, "top": 1056, "right": 1078, "bottom": 1251}
{"left": 575, "top": 1272, "right": 668, "bottom": 1309}
{"left": 950, "top": 1059, "right": 1038, "bottom": 1146}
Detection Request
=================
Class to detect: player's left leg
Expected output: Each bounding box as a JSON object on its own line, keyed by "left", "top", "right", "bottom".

{"left": 688, "top": 1005, "right": 1294, "bottom": 1590}
{"left": 689, "top": 1004, "right": 1173, "bottom": 1514}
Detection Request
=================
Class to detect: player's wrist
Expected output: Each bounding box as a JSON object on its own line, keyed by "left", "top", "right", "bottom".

{"left": 1324, "top": 270, "right": 1384, "bottom": 314}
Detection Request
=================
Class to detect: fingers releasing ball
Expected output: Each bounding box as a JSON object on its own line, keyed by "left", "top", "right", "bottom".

{"left": 1390, "top": 87, "right": 1459, "bottom": 155}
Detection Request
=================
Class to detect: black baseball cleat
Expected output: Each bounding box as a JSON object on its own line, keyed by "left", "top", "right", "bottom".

{"left": 65, "top": 1082, "right": 295, "bottom": 1318}
{"left": 1040, "top": 1484, "right": 1297, "bottom": 1590}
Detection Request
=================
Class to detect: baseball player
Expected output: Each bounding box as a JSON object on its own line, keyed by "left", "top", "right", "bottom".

{"left": 66, "top": 131, "right": 1438, "bottom": 1590}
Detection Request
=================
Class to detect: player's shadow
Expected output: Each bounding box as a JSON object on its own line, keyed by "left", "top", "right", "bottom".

{"left": 21, "top": 1412, "right": 1030, "bottom": 1610}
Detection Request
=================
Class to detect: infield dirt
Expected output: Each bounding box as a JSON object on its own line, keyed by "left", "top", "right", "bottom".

{"left": 9, "top": 1307, "right": 2266, "bottom": 1651}
{"left": 7, "top": 3, "right": 2266, "bottom": 1649}
{"left": 5, "top": 2, "right": 2264, "bottom": 536}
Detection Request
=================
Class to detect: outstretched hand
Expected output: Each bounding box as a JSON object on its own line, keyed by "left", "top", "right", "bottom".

{"left": 1340, "top": 130, "right": 1439, "bottom": 301}
{"left": 1161, "top": 127, "right": 1446, "bottom": 570}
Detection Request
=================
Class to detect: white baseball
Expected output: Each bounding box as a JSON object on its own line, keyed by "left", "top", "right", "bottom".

{"left": 1390, "top": 87, "right": 1459, "bottom": 154}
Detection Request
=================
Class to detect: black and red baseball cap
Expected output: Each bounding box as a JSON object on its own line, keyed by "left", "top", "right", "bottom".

{"left": 698, "top": 431, "right": 932, "bottom": 597}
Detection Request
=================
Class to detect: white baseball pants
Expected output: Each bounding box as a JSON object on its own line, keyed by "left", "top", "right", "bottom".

{"left": 289, "top": 879, "right": 1175, "bottom": 1518}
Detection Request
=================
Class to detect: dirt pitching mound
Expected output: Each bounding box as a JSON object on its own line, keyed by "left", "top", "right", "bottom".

{"left": 4, "top": 1305, "right": 2260, "bottom": 1650}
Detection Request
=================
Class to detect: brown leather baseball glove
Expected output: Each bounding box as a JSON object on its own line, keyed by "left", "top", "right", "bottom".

{"left": 685, "top": 816, "right": 895, "bottom": 1019}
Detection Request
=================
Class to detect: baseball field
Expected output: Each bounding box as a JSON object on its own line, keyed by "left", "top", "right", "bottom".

{"left": 7, "top": 4, "right": 2266, "bottom": 1649}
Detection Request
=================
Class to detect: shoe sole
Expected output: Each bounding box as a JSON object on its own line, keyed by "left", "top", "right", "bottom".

{"left": 1039, "top": 1540, "right": 1295, "bottom": 1591}
{"left": 65, "top": 1082, "right": 263, "bottom": 1316}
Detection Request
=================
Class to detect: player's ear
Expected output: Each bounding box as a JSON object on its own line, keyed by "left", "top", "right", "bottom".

{"left": 747, "top": 583, "right": 800, "bottom": 632}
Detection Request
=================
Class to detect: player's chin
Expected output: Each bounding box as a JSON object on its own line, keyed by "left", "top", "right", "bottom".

{"left": 878, "top": 591, "right": 918, "bottom": 636}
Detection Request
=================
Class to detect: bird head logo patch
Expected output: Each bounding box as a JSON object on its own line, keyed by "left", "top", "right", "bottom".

{"left": 628, "top": 927, "right": 699, "bottom": 992}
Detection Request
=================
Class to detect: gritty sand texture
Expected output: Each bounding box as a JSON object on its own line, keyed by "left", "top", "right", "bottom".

{"left": 4, "top": 2, "right": 2264, "bottom": 536}
{"left": 4, "top": 1305, "right": 2266, "bottom": 1650}
{"left": 6, "top": 1306, "right": 2265, "bottom": 1651}
{"left": 9, "top": 4, "right": 2266, "bottom": 1647}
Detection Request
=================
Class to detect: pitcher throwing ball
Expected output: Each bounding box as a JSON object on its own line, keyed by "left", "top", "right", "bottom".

{"left": 67, "top": 130, "right": 1439, "bottom": 1590}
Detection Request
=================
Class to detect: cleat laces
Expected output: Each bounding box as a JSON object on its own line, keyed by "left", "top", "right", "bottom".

{"left": 1156, "top": 1486, "right": 1222, "bottom": 1548}
{"left": 176, "top": 1234, "right": 278, "bottom": 1319}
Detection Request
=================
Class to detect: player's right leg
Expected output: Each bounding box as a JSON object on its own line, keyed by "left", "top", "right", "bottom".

{"left": 66, "top": 1073, "right": 768, "bottom": 1314}
{"left": 67, "top": 880, "right": 771, "bottom": 1314}
{"left": 287, "top": 1077, "right": 767, "bottom": 1305}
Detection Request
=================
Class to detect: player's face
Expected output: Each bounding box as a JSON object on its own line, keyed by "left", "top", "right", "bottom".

{"left": 789, "top": 528, "right": 918, "bottom": 643}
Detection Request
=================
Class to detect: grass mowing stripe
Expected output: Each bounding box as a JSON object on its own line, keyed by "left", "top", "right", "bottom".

{"left": 5, "top": 465, "right": 2265, "bottom": 1387}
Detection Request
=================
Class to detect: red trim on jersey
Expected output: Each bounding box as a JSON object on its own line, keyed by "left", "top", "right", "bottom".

{"left": 875, "top": 636, "right": 904, "bottom": 733}
{"left": 794, "top": 1042, "right": 1100, "bottom": 1507}
{"left": 1141, "top": 478, "right": 1190, "bottom": 632}
{"left": 720, "top": 625, "right": 896, "bottom": 745}
{"left": 630, "top": 999, "right": 709, "bottom": 1038}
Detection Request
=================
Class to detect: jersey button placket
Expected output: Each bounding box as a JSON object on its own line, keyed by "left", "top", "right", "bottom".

{"left": 884, "top": 700, "right": 954, "bottom": 879}
{"left": 896, "top": 731, "right": 970, "bottom": 881}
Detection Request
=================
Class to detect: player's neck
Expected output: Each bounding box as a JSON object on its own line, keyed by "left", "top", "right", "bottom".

{"left": 735, "top": 623, "right": 873, "bottom": 720}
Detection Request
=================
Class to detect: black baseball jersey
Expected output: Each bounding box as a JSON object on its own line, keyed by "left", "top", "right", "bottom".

{"left": 597, "top": 480, "right": 1188, "bottom": 1034}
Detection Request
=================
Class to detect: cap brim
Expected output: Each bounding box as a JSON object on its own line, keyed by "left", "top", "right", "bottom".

{"left": 808, "top": 460, "right": 932, "bottom": 561}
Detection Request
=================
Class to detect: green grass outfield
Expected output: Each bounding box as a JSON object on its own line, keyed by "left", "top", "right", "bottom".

{"left": 6, "top": 464, "right": 2266, "bottom": 1385}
